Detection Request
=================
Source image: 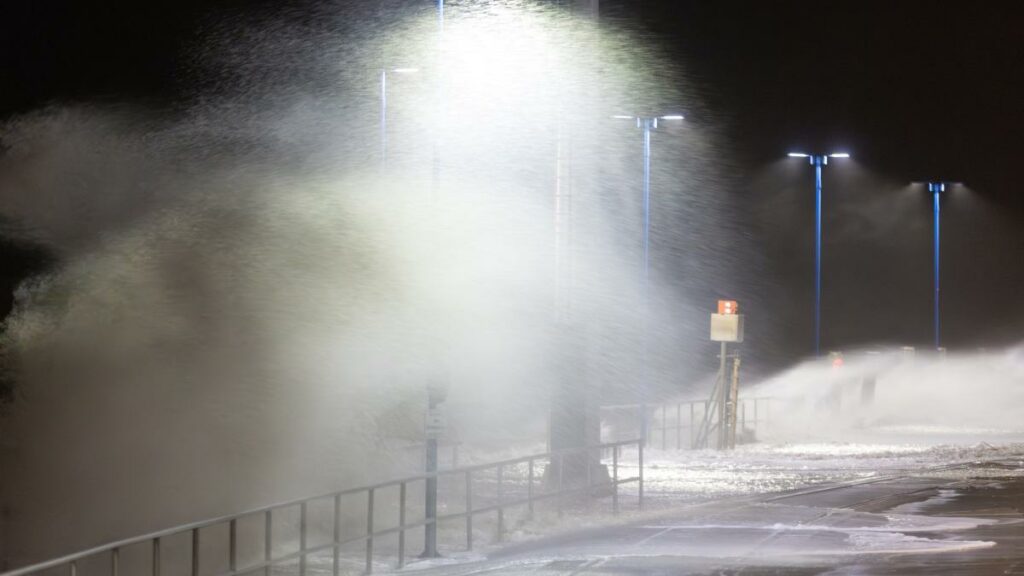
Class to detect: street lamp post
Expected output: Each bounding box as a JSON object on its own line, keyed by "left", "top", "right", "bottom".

{"left": 925, "top": 181, "right": 952, "bottom": 350}
{"left": 787, "top": 152, "right": 850, "bottom": 357}
{"left": 615, "top": 114, "right": 684, "bottom": 443}
{"left": 379, "top": 67, "right": 418, "bottom": 169}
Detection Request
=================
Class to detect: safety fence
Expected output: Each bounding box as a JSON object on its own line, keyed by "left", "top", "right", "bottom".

{"left": 2, "top": 440, "right": 643, "bottom": 576}
{"left": 602, "top": 397, "right": 773, "bottom": 450}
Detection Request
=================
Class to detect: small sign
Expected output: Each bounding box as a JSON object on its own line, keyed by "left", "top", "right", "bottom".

{"left": 717, "top": 300, "right": 739, "bottom": 315}
{"left": 710, "top": 313, "right": 744, "bottom": 343}
{"left": 425, "top": 407, "right": 446, "bottom": 438}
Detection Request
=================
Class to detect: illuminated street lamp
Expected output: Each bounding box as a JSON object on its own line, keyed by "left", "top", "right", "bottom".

{"left": 787, "top": 151, "right": 850, "bottom": 357}
{"left": 614, "top": 115, "right": 684, "bottom": 301}
{"left": 615, "top": 113, "right": 684, "bottom": 443}
{"left": 379, "top": 67, "right": 418, "bottom": 169}
{"left": 922, "top": 181, "right": 959, "bottom": 350}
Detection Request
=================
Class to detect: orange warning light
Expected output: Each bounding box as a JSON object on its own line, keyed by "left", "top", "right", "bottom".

{"left": 717, "top": 300, "right": 739, "bottom": 315}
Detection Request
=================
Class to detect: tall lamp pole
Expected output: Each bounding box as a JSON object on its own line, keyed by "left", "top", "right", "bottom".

{"left": 787, "top": 152, "right": 850, "bottom": 357}
{"left": 925, "top": 181, "right": 954, "bottom": 350}
{"left": 615, "top": 114, "right": 684, "bottom": 443}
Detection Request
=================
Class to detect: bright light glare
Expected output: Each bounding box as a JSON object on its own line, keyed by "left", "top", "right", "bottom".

{"left": 788, "top": 153, "right": 809, "bottom": 158}
{"left": 391, "top": 67, "right": 419, "bottom": 73}
{"left": 612, "top": 115, "right": 635, "bottom": 119}
{"left": 829, "top": 152, "right": 851, "bottom": 158}
{"left": 660, "top": 115, "right": 684, "bottom": 120}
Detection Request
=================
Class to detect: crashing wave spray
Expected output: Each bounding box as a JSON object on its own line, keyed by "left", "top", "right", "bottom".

{"left": 0, "top": 0, "right": 736, "bottom": 566}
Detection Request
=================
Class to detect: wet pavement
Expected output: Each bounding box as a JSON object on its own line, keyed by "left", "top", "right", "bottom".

{"left": 397, "top": 458, "right": 1024, "bottom": 575}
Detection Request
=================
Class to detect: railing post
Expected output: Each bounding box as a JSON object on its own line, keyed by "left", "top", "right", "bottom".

{"left": 527, "top": 458, "right": 535, "bottom": 519}
{"left": 496, "top": 465, "right": 504, "bottom": 542}
{"left": 152, "top": 537, "right": 161, "bottom": 576}
{"left": 612, "top": 445, "right": 619, "bottom": 514}
{"left": 299, "top": 501, "right": 308, "bottom": 576}
{"left": 585, "top": 446, "right": 592, "bottom": 492}
{"left": 676, "top": 403, "right": 682, "bottom": 450}
{"left": 638, "top": 440, "right": 645, "bottom": 510}
{"left": 661, "top": 405, "right": 667, "bottom": 450}
{"left": 264, "top": 510, "right": 272, "bottom": 576}
{"left": 333, "top": 494, "right": 341, "bottom": 576}
{"left": 690, "top": 402, "right": 696, "bottom": 449}
{"left": 70, "top": 561, "right": 78, "bottom": 576}
{"left": 399, "top": 482, "right": 407, "bottom": 568}
{"left": 366, "top": 488, "right": 375, "bottom": 574}
{"left": 229, "top": 519, "right": 238, "bottom": 574}
{"left": 111, "top": 548, "right": 120, "bottom": 576}
{"left": 465, "top": 470, "right": 473, "bottom": 550}
{"left": 557, "top": 452, "right": 564, "bottom": 517}
{"left": 191, "top": 528, "right": 199, "bottom": 576}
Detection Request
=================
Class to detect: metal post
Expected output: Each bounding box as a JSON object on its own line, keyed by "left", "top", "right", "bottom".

{"left": 379, "top": 69, "right": 387, "bottom": 169}
{"left": 299, "top": 502, "right": 308, "bottom": 576}
{"left": 423, "top": 439, "right": 438, "bottom": 557}
{"left": 264, "top": 510, "right": 272, "bottom": 576}
{"left": 637, "top": 441, "right": 645, "bottom": 510}
{"left": 813, "top": 155, "right": 824, "bottom": 357}
{"left": 70, "top": 562, "right": 77, "bottom": 576}
{"left": 612, "top": 445, "right": 619, "bottom": 514}
{"left": 229, "top": 519, "right": 237, "bottom": 574}
{"left": 690, "top": 402, "right": 696, "bottom": 449}
{"left": 111, "top": 548, "right": 119, "bottom": 576}
{"left": 423, "top": 386, "right": 441, "bottom": 559}
{"left": 639, "top": 118, "right": 654, "bottom": 449}
{"left": 152, "top": 538, "right": 161, "bottom": 576}
{"left": 933, "top": 184, "right": 941, "bottom": 349}
{"left": 496, "top": 465, "right": 504, "bottom": 542}
{"left": 333, "top": 494, "right": 341, "bottom": 576}
{"left": 675, "top": 403, "right": 682, "bottom": 450}
{"left": 366, "top": 488, "right": 375, "bottom": 574}
{"left": 191, "top": 528, "right": 199, "bottom": 576}
{"left": 527, "top": 459, "right": 535, "bottom": 518}
{"left": 718, "top": 341, "right": 728, "bottom": 449}
{"left": 557, "top": 452, "right": 565, "bottom": 517}
{"left": 465, "top": 471, "right": 473, "bottom": 550}
{"left": 661, "top": 405, "right": 667, "bottom": 450}
{"left": 399, "top": 483, "right": 407, "bottom": 568}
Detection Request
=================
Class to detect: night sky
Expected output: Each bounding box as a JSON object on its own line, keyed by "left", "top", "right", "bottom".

{"left": 1, "top": 0, "right": 1022, "bottom": 366}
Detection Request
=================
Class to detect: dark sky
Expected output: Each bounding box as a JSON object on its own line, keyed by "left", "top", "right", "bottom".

{"left": 1, "top": 0, "right": 1022, "bottom": 364}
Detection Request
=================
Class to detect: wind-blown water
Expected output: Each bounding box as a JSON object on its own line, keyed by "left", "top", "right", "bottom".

{"left": 0, "top": 1, "right": 736, "bottom": 566}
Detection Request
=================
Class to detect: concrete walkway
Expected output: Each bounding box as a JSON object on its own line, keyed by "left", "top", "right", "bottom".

{"left": 396, "top": 458, "right": 1024, "bottom": 575}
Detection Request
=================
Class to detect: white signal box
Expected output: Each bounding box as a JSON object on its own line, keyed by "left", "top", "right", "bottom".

{"left": 711, "top": 299, "right": 744, "bottom": 342}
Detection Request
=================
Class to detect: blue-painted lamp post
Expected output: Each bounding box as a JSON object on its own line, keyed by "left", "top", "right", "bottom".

{"left": 615, "top": 114, "right": 684, "bottom": 444}
{"left": 926, "top": 181, "right": 951, "bottom": 350}
{"left": 787, "top": 152, "right": 850, "bottom": 357}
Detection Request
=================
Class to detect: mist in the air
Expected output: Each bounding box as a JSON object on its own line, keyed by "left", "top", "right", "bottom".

{"left": 0, "top": 0, "right": 742, "bottom": 566}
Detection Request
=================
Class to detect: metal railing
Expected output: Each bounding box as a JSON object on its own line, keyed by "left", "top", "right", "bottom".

{"left": 1, "top": 439, "right": 643, "bottom": 576}
{"left": 602, "top": 398, "right": 773, "bottom": 450}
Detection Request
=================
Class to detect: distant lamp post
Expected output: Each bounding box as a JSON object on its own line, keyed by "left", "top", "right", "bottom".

{"left": 614, "top": 115, "right": 684, "bottom": 303}
{"left": 379, "top": 67, "right": 419, "bottom": 169}
{"left": 614, "top": 113, "right": 684, "bottom": 443}
{"left": 787, "top": 152, "right": 850, "bottom": 357}
{"left": 923, "top": 181, "right": 959, "bottom": 350}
